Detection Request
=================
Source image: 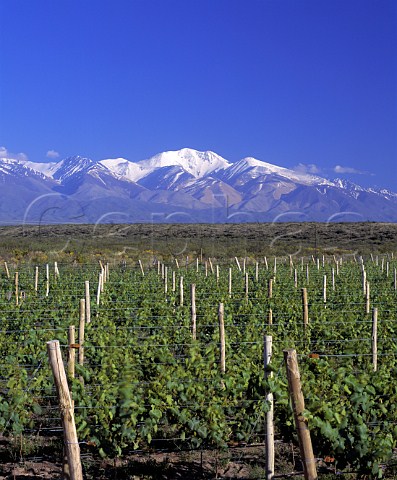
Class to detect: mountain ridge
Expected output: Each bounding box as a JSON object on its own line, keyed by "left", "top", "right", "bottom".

{"left": 0, "top": 148, "right": 395, "bottom": 224}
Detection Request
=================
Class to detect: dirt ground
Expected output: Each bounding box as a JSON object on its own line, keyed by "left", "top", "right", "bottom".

{"left": 0, "top": 440, "right": 305, "bottom": 479}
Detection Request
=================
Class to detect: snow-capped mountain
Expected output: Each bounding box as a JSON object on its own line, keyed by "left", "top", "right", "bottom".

{"left": 1, "top": 148, "right": 396, "bottom": 224}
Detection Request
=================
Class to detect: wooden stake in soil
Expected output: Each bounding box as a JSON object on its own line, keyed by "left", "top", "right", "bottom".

{"left": 138, "top": 259, "right": 145, "bottom": 276}
{"left": 68, "top": 326, "right": 76, "bottom": 380}
{"left": 362, "top": 269, "right": 367, "bottom": 295}
{"left": 235, "top": 257, "right": 241, "bottom": 272}
{"left": 264, "top": 335, "right": 274, "bottom": 480}
{"left": 15, "top": 272, "right": 19, "bottom": 306}
{"left": 365, "top": 281, "right": 370, "bottom": 315}
{"left": 47, "top": 340, "right": 83, "bottom": 480}
{"left": 372, "top": 308, "right": 378, "bottom": 372}
{"left": 85, "top": 281, "right": 91, "bottom": 324}
{"left": 4, "top": 261, "right": 10, "bottom": 279}
{"left": 164, "top": 266, "right": 168, "bottom": 295}
{"left": 96, "top": 272, "right": 102, "bottom": 306}
{"left": 268, "top": 308, "right": 273, "bottom": 326}
{"left": 283, "top": 349, "right": 317, "bottom": 480}
{"left": 255, "top": 262, "right": 259, "bottom": 282}
{"left": 100, "top": 268, "right": 104, "bottom": 292}
{"left": 179, "top": 276, "right": 184, "bottom": 306}
{"left": 79, "top": 299, "right": 85, "bottom": 369}
{"left": 268, "top": 278, "right": 273, "bottom": 299}
{"left": 228, "top": 267, "right": 232, "bottom": 298}
{"left": 208, "top": 258, "right": 214, "bottom": 274}
{"left": 46, "top": 263, "right": 50, "bottom": 297}
{"left": 219, "top": 303, "right": 226, "bottom": 374}
{"left": 35, "top": 266, "right": 39, "bottom": 292}
{"left": 245, "top": 272, "right": 249, "bottom": 303}
{"left": 191, "top": 283, "right": 197, "bottom": 341}
{"left": 302, "top": 288, "right": 309, "bottom": 327}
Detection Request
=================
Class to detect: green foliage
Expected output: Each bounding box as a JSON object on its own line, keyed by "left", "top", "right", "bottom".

{"left": 1, "top": 255, "right": 397, "bottom": 478}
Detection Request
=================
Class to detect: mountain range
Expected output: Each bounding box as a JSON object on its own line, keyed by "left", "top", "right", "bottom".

{"left": 0, "top": 148, "right": 396, "bottom": 224}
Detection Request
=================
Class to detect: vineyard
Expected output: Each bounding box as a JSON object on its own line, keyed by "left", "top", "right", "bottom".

{"left": 1, "top": 252, "right": 397, "bottom": 479}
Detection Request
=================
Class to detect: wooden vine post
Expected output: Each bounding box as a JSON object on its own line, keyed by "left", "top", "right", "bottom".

{"left": 138, "top": 259, "right": 145, "bottom": 276}
{"left": 268, "top": 278, "right": 273, "bottom": 299}
{"left": 15, "top": 272, "right": 19, "bottom": 306}
{"left": 362, "top": 269, "right": 367, "bottom": 294}
{"left": 35, "top": 266, "right": 39, "bottom": 292}
{"left": 191, "top": 283, "right": 197, "bottom": 340}
{"left": 365, "top": 281, "right": 370, "bottom": 315}
{"left": 68, "top": 326, "right": 76, "bottom": 380}
{"left": 4, "top": 261, "right": 10, "bottom": 279}
{"left": 79, "top": 299, "right": 85, "bottom": 372}
{"left": 47, "top": 340, "right": 83, "bottom": 480}
{"left": 264, "top": 335, "right": 274, "bottom": 480}
{"left": 302, "top": 288, "right": 309, "bottom": 327}
{"left": 268, "top": 308, "right": 273, "bottom": 326}
{"left": 85, "top": 281, "right": 91, "bottom": 324}
{"left": 46, "top": 263, "right": 50, "bottom": 297}
{"left": 245, "top": 272, "right": 249, "bottom": 303}
{"left": 284, "top": 349, "right": 317, "bottom": 480}
{"left": 96, "top": 272, "right": 102, "bottom": 305}
{"left": 180, "top": 276, "right": 184, "bottom": 306}
{"left": 219, "top": 303, "right": 226, "bottom": 375}
{"left": 235, "top": 257, "right": 241, "bottom": 272}
{"left": 372, "top": 308, "right": 378, "bottom": 372}
{"left": 208, "top": 258, "right": 214, "bottom": 274}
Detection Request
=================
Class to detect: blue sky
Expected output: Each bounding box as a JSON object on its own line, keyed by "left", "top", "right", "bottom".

{"left": 0, "top": 0, "right": 396, "bottom": 190}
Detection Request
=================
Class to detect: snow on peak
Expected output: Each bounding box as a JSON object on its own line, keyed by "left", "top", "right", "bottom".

{"left": 140, "top": 148, "right": 231, "bottom": 178}
{"left": 223, "top": 156, "right": 332, "bottom": 186}
{"left": 100, "top": 148, "right": 231, "bottom": 183}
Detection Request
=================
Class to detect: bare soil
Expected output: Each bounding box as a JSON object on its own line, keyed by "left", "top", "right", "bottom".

{"left": 0, "top": 438, "right": 305, "bottom": 479}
